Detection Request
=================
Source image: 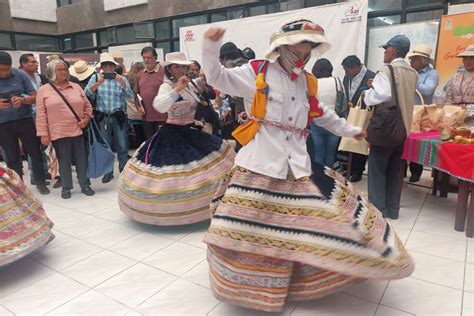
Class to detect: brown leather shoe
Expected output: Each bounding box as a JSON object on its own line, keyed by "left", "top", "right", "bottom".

{"left": 36, "top": 184, "right": 50, "bottom": 195}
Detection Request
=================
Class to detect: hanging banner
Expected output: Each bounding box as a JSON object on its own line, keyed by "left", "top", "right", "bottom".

{"left": 180, "top": 0, "right": 368, "bottom": 78}
{"left": 434, "top": 12, "right": 474, "bottom": 101}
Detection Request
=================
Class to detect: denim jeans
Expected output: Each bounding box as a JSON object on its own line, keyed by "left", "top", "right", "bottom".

{"left": 28, "top": 144, "right": 49, "bottom": 183}
{"left": 97, "top": 115, "right": 129, "bottom": 174}
{"left": 310, "top": 123, "right": 340, "bottom": 168}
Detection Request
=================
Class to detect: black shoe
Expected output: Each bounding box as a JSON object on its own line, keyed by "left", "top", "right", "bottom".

{"left": 61, "top": 189, "right": 71, "bottom": 199}
{"left": 409, "top": 174, "right": 420, "bottom": 183}
{"left": 81, "top": 186, "right": 95, "bottom": 196}
{"left": 102, "top": 173, "right": 114, "bottom": 183}
{"left": 36, "top": 184, "right": 50, "bottom": 195}
{"left": 53, "top": 178, "right": 62, "bottom": 189}
{"left": 46, "top": 173, "right": 52, "bottom": 180}
{"left": 349, "top": 173, "right": 362, "bottom": 183}
{"left": 31, "top": 179, "right": 50, "bottom": 185}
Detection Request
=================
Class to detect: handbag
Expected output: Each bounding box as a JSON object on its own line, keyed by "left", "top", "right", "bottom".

{"left": 366, "top": 64, "right": 407, "bottom": 147}
{"left": 338, "top": 93, "right": 373, "bottom": 155}
{"left": 334, "top": 77, "right": 348, "bottom": 118}
{"left": 48, "top": 82, "right": 115, "bottom": 178}
{"left": 85, "top": 119, "right": 115, "bottom": 178}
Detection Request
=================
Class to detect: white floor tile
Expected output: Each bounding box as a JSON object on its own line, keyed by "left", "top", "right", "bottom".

{"left": 392, "top": 227, "right": 411, "bottom": 244}
{"left": 55, "top": 215, "right": 112, "bottom": 239}
{"left": 49, "top": 230, "right": 74, "bottom": 246}
{"left": 31, "top": 238, "right": 102, "bottom": 270}
{"left": 143, "top": 241, "right": 206, "bottom": 276}
{"left": 136, "top": 278, "right": 219, "bottom": 316}
{"left": 467, "top": 241, "right": 474, "bottom": 264}
{"left": 409, "top": 251, "right": 465, "bottom": 289}
{"left": 53, "top": 196, "right": 116, "bottom": 214}
{"left": 291, "top": 292, "right": 378, "bottom": 316}
{"left": 209, "top": 301, "right": 297, "bottom": 316}
{"left": 48, "top": 289, "right": 132, "bottom": 315}
{"left": 381, "top": 278, "right": 463, "bottom": 316}
{"left": 0, "top": 259, "right": 55, "bottom": 298}
{"left": 61, "top": 250, "right": 136, "bottom": 287}
{"left": 342, "top": 279, "right": 388, "bottom": 303}
{"left": 419, "top": 194, "right": 458, "bottom": 221}
{"left": 375, "top": 305, "right": 415, "bottom": 316}
{"left": 405, "top": 231, "right": 467, "bottom": 262}
{"left": 95, "top": 206, "right": 131, "bottom": 223}
{"left": 463, "top": 292, "right": 474, "bottom": 316}
{"left": 81, "top": 222, "right": 140, "bottom": 248}
{"left": 181, "top": 259, "right": 211, "bottom": 289}
{"left": 389, "top": 211, "right": 418, "bottom": 230}
{"left": 465, "top": 263, "right": 474, "bottom": 293}
{"left": 42, "top": 205, "right": 87, "bottom": 226}
{"left": 108, "top": 232, "right": 175, "bottom": 261}
{"left": 179, "top": 227, "right": 207, "bottom": 249}
{"left": 95, "top": 263, "right": 177, "bottom": 308}
{"left": 413, "top": 215, "right": 468, "bottom": 241}
{"left": 0, "top": 304, "right": 14, "bottom": 315}
{"left": 1, "top": 273, "right": 88, "bottom": 314}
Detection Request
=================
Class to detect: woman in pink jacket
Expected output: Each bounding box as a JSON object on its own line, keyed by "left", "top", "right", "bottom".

{"left": 36, "top": 59, "right": 94, "bottom": 199}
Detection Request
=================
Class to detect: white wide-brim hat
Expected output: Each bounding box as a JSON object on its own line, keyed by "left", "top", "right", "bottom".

{"left": 265, "top": 17, "right": 332, "bottom": 61}
{"left": 69, "top": 60, "right": 95, "bottom": 81}
{"left": 98, "top": 53, "right": 118, "bottom": 67}
{"left": 162, "top": 52, "right": 193, "bottom": 66}
{"left": 458, "top": 44, "right": 474, "bottom": 57}
{"left": 407, "top": 44, "right": 434, "bottom": 64}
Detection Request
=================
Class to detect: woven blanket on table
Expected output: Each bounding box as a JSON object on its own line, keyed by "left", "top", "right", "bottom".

{"left": 402, "top": 132, "right": 440, "bottom": 166}
{"left": 433, "top": 142, "right": 474, "bottom": 183}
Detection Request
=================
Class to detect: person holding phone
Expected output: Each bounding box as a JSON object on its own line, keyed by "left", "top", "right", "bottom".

{"left": 0, "top": 51, "right": 49, "bottom": 195}
{"left": 85, "top": 53, "right": 132, "bottom": 184}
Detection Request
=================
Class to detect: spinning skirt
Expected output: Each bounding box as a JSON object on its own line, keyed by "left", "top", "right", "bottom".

{"left": 118, "top": 124, "right": 236, "bottom": 225}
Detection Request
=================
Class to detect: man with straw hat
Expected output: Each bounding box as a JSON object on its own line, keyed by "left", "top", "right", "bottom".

{"left": 407, "top": 44, "right": 439, "bottom": 105}
{"left": 69, "top": 60, "right": 95, "bottom": 90}
{"left": 407, "top": 44, "right": 439, "bottom": 183}
{"left": 445, "top": 44, "right": 474, "bottom": 105}
{"left": 201, "top": 19, "right": 414, "bottom": 312}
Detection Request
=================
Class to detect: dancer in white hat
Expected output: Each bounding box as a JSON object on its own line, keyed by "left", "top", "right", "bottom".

{"left": 201, "top": 18, "right": 414, "bottom": 312}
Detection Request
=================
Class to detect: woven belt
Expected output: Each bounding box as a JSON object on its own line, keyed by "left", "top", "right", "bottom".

{"left": 249, "top": 116, "right": 309, "bottom": 138}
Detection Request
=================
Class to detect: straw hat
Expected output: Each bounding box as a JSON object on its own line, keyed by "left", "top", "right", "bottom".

{"left": 98, "top": 53, "right": 118, "bottom": 67}
{"left": 458, "top": 44, "right": 474, "bottom": 57}
{"left": 69, "top": 60, "right": 95, "bottom": 81}
{"left": 407, "top": 44, "right": 434, "bottom": 64}
{"left": 265, "top": 17, "right": 331, "bottom": 61}
{"left": 162, "top": 52, "right": 192, "bottom": 66}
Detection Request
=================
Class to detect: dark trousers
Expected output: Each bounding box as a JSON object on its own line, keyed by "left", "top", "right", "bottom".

{"left": 143, "top": 121, "right": 164, "bottom": 139}
{"left": 409, "top": 163, "right": 423, "bottom": 177}
{"left": 52, "top": 135, "right": 90, "bottom": 190}
{"left": 0, "top": 118, "right": 46, "bottom": 183}
{"left": 351, "top": 153, "right": 368, "bottom": 176}
{"left": 368, "top": 143, "right": 404, "bottom": 219}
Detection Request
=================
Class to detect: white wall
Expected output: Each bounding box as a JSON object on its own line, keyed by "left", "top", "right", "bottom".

{"left": 9, "top": 0, "right": 57, "bottom": 22}
{"left": 448, "top": 3, "right": 474, "bottom": 14}
{"left": 104, "top": 0, "right": 148, "bottom": 12}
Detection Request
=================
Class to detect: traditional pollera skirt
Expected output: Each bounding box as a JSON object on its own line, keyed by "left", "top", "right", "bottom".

{"left": 0, "top": 166, "right": 54, "bottom": 267}
{"left": 204, "top": 163, "right": 414, "bottom": 312}
{"left": 118, "top": 123, "right": 236, "bottom": 226}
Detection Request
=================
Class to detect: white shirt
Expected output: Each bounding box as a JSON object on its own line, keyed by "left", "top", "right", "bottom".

{"left": 316, "top": 77, "right": 338, "bottom": 111}
{"left": 202, "top": 38, "right": 361, "bottom": 180}
{"left": 363, "top": 58, "right": 407, "bottom": 106}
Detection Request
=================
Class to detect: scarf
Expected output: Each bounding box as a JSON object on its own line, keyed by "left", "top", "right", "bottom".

{"left": 277, "top": 46, "right": 310, "bottom": 81}
{"left": 348, "top": 66, "right": 367, "bottom": 100}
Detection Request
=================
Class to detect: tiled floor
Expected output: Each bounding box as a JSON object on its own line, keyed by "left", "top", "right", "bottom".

{"left": 1, "top": 168, "right": 473, "bottom": 315}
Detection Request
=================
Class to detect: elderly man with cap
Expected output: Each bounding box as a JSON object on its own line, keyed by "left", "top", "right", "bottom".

{"left": 201, "top": 20, "right": 414, "bottom": 312}
{"left": 407, "top": 44, "right": 439, "bottom": 183}
{"left": 85, "top": 53, "right": 132, "bottom": 183}
{"left": 445, "top": 44, "right": 474, "bottom": 105}
{"left": 364, "top": 35, "right": 418, "bottom": 220}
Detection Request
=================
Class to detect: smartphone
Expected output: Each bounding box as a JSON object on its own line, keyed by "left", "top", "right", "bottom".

{"left": 0, "top": 93, "right": 12, "bottom": 105}
{"left": 103, "top": 72, "right": 116, "bottom": 80}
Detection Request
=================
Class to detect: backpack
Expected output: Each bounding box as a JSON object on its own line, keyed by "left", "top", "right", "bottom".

{"left": 231, "top": 60, "right": 322, "bottom": 146}
{"left": 334, "top": 77, "right": 348, "bottom": 118}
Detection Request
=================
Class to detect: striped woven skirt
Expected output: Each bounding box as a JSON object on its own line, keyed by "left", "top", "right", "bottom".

{"left": 118, "top": 124, "right": 236, "bottom": 226}
{"left": 0, "top": 166, "right": 54, "bottom": 267}
{"left": 204, "top": 164, "right": 414, "bottom": 312}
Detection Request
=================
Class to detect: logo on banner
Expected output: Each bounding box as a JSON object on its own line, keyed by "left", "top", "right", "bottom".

{"left": 341, "top": 3, "right": 362, "bottom": 24}
{"left": 184, "top": 30, "right": 194, "bottom": 42}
